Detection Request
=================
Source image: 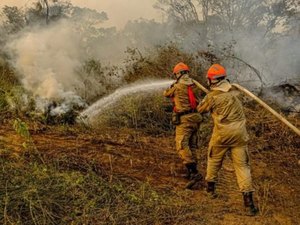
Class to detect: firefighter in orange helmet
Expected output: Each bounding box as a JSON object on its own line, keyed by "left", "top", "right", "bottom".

{"left": 164, "top": 62, "right": 204, "bottom": 189}
{"left": 197, "top": 64, "right": 258, "bottom": 216}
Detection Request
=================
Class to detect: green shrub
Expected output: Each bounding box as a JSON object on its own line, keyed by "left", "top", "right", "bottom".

{"left": 0, "top": 64, "right": 20, "bottom": 118}
{"left": 0, "top": 91, "right": 8, "bottom": 110}
{"left": 97, "top": 92, "right": 173, "bottom": 135}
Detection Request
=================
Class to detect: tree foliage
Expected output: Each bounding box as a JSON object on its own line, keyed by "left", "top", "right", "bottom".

{"left": 155, "top": 0, "right": 299, "bottom": 35}
{"left": 123, "top": 44, "right": 207, "bottom": 84}
{"left": 1, "top": 6, "right": 25, "bottom": 34}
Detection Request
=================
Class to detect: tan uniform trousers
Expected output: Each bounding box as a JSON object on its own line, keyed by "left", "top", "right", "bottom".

{"left": 175, "top": 114, "right": 200, "bottom": 165}
{"left": 206, "top": 145, "right": 254, "bottom": 193}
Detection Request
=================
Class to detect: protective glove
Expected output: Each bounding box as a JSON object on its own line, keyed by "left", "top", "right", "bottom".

{"left": 170, "top": 82, "right": 176, "bottom": 88}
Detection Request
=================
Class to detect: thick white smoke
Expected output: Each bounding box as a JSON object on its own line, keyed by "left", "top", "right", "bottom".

{"left": 7, "top": 20, "right": 84, "bottom": 100}
{"left": 5, "top": 19, "right": 89, "bottom": 115}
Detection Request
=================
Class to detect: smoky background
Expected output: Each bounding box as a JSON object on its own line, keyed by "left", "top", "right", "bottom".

{"left": 0, "top": 0, "right": 299, "bottom": 119}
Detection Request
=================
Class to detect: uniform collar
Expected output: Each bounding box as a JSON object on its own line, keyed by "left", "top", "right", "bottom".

{"left": 211, "top": 79, "right": 232, "bottom": 92}
{"left": 178, "top": 74, "right": 194, "bottom": 85}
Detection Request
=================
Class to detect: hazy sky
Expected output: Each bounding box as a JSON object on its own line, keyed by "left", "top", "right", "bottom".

{"left": 0, "top": 0, "right": 162, "bottom": 28}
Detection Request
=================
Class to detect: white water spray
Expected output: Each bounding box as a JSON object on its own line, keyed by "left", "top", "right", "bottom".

{"left": 79, "top": 79, "right": 173, "bottom": 123}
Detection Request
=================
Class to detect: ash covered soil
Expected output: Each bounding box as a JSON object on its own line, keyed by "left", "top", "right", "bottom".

{"left": 1, "top": 103, "right": 299, "bottom": 225}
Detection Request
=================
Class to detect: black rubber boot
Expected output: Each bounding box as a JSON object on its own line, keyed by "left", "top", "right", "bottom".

{"left": 206, "top": 182, "right": 217, "bottom": 199}
{"left": 181, "top": 164, "right": 192, "bottom": 180}
{"left": 185, "top": 163, "right": 203, "bottom": 189}
{"left": 187, "top": 162, "right": 198, "bottom": 174}
{"left": 243, "top": 192, "right": 259, "bottom": 216}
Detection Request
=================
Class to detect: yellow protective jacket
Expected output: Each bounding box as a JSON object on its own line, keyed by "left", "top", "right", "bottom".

{"left": 197, "top": 80, "right": 249, "bottom": 147}
{"left": 163, "top": 74, "right": 203, "bottom": 113}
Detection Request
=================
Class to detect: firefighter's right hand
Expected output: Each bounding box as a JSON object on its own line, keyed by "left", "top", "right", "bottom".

{"left": 170, "top": 82, "right": 176, "bottom": 88}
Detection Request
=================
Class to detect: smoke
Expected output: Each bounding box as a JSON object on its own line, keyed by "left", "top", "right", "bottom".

{"left": 2, "top": 3, "right": 167, "bottom": 117}
{"left": 2, "top": 3, "right": 128, "bottom": 115}
{"left": 176, "top": 25, "right": 300, "bottom": 87}
{"left": 261, "top": 83, "right": 300, "bottom": 113}
{"left": 5, "top": 20, "right": 89, "bottom": 116}
{"left": 230, "top": 31, "right": 300, "bottom": 86}
{"left": 2, "top": 1, "right": 299, "bottom": 118}
{"left": 7, "top": 20, "right": 84, "bottom": 99}
{"left": 155, "top": 0, "right": 300, "bottom": 88}
{"left": 35, "top": 91, "right": 87, "bottom": 115}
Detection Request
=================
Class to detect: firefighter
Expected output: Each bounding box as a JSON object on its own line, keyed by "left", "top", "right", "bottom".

{"left": 164, "top": 62, "right": 204, "bottom": 189}
{"left": 197, "top": 64, "right": 258, "bottom": 216}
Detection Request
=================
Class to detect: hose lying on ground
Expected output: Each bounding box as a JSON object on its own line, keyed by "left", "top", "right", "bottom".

{"left": 192, "top": 79, "right": 300, "bottom": 137}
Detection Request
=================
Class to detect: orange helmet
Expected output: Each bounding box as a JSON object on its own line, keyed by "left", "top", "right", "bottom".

{"left": 207, "top": 64, "right": 226, "bottom": 80}
{"left": 173, "top": 62, "right": 190, "bottom": 75}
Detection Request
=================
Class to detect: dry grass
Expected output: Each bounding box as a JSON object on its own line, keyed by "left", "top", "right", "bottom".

{"left": 0, "top": 101, "right": 299, "bottom": 224}
{"left": 0, "top": 144, "right": 199, "bottom": 225}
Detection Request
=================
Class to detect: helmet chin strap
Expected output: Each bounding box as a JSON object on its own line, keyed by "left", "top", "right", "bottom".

{"left": 207, "top": 78, "right": 219, "bottom": 86}
{"left": 173, "top": 72, "right": 184, "bottom": 82}
{"left": 207, "top": 79, "right": 211, "bottom": 86}
{"left": 208, "top": 77, "right": 226, "bottom": 87}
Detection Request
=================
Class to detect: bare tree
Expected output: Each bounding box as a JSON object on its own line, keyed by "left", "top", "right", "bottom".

{"left": 263, "top": 0, "right": 299, "bottom": 36}
{"left": 154, "top": 0, "right": 200, "bottom": 23}
{"left": 155, "top": 0, "right": 298, "bottom": 34}
{"left": 207, "top": 0, "right": 268, "bottom": 31}
{"left": 25, "top": 0, "right": 72, "bottom": 25}
{"left": 203, "top": 0, "right": 299, "bottom": 35}
{"left": 195, "top": 0, "right": 210, "bottom": 22}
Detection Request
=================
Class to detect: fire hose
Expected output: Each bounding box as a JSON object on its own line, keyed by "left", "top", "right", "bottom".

{"left": 192, "top": 79, "right": 300, "bottom": 137}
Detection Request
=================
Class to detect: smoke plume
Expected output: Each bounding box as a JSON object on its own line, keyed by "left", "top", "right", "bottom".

{"left": 7, "top": 20, "right": 84, "bottom": 100}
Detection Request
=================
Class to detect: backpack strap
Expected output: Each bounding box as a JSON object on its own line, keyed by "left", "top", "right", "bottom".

{"left": 188, "top": 85, "right": 197, "bottom": 109}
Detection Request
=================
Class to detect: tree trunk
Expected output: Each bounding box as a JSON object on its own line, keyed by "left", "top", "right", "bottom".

{"left": 44, "top": 0, "right": 49, "bottom": 24}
